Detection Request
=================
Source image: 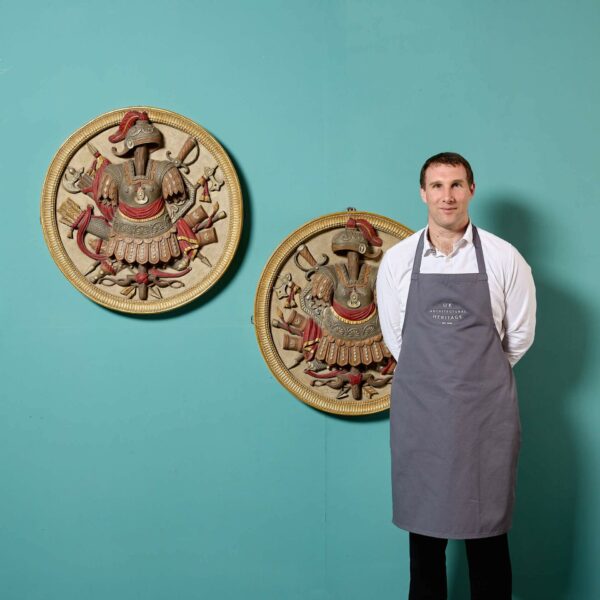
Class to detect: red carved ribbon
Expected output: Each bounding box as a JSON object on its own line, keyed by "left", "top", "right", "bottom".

{"left": 134, "top": 268, "right": 192, "bottom": 286}
{"left": 148, "top": 267, "right": 192, "bottom": 278}
{"left": 381, "top": 358, "right": 396, "bottom": 375}
{"left": 176, "top": 219, "right": 199, "bottom": 258}
{"left": 75, "top": 206, "right": 108, "bottom": 261}
{"left": 332, "top": 300, "right": 376, "bottom": 321}
{"left": 82, "top": 158, "right": 114, "bottom": 222}
{"left": 305, "top": 370, "right": 345, "bottom": 379}
{"left": 302, "top": 318, "right": 323, "bottom": 361}
{"left": 118, "top": 198, "right": 165, "bottom": 220}
{"left": 348, "top": 372, "right": 363, "bottom": 386}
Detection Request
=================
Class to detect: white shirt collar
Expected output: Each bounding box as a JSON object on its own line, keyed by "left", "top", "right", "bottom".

{"left": 423, "top": 221, "right": 473, "bottom": 257}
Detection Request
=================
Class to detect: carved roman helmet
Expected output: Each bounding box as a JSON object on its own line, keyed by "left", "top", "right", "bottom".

{"left": 109, "top": 110, "right": 163, "bottom": 157}
{"left": 331, "top": 218, "right": 383, "bottom": 258}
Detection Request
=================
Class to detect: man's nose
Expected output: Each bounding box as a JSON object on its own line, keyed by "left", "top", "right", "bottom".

{"left": 442, "top": 187, "right": 455, "bottom": 202}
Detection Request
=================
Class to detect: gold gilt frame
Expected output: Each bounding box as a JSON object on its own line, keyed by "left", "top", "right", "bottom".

{"left": 41, "top": 106, "right": 243, "bottom": 314}
{"left": 254, "top": 210, "right": 413, "bottom": 416}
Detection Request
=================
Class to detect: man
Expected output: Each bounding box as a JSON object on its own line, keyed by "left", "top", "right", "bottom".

{"left": 376, "top": 153, "right": 536, "bottom": 600}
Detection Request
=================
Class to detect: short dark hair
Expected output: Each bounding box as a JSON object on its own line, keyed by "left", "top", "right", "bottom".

{"left": 419, "top": 152, "right": 474, "bottom": 189}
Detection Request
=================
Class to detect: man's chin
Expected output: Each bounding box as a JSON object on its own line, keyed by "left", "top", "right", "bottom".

{"left": 432, "top": 215, "right": 467, "bottom": 231}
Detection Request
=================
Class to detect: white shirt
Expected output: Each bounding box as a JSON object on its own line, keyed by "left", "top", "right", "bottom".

{"left": 376, "top": 222, "right": 536, "bottom": 366}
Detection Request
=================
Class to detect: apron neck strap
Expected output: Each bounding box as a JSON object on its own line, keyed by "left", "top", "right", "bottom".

{"left": 411, "top": 225, "right": 487, "bottom": 276}
{"left": 472, "top": 226, "right": 487, "bottom": 275}
{"left": 412, "top": 231, "right": 426, "bottom": 276}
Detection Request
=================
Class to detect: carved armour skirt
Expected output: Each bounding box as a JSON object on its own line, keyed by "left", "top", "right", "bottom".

{"left": 104, "top": 210, "right": 181, "bottom": 265}
{"left": 315, "top": 307, "right": 391, "bottom": 367}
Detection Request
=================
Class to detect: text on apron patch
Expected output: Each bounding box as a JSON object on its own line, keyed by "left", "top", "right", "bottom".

{"left": 428, "top": 302, "right": 468, "bottom": 325}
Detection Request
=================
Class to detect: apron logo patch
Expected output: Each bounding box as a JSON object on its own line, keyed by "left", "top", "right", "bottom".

{"left": 428, "top": 302, "right": 468, "bottom": 325}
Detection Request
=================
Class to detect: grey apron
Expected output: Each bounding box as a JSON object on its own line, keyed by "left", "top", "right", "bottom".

{"left": 390, "top": 226, "right": 520, "bottom": 539}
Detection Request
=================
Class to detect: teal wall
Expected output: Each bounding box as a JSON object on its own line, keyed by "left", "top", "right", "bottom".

{"left": 2, "top": 1, "right": 599, "bottom": 598}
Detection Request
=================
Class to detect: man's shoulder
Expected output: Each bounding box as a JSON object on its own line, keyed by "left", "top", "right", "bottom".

{"left": 476, "top": 226, "right": 532, "bottom": 278}
{"left": 476, "top": 226, "right": 519, "bottom": 257}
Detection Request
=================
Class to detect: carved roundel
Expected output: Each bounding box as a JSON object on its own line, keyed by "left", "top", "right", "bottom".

{"left": 254, "top": 211, "right": 413, "bottom": 416}
{"left": 41, "top": 106, "right": 243, "bottom": 314}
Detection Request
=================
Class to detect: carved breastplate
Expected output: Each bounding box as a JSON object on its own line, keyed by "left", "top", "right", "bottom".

{"left": 119, "top": 160, "right": 162, "bottom": 207}
{"left": 333, "top": 264, "right": 373, "bottom": 309}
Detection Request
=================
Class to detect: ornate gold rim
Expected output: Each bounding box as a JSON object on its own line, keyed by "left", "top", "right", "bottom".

{"left": 40, "top": 106, "right": 243, "bottom": 314}
{"left": 254, "top": 210, "right": 413, "bottom": 416}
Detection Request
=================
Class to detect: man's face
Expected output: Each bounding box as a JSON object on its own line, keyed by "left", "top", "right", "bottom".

{"left": 420, "top": 163, "right": 475, "bottom": 232}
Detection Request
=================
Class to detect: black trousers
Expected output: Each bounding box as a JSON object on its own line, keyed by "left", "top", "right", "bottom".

{"left": 408, "top": 532, "right": 512, "bottom": 600}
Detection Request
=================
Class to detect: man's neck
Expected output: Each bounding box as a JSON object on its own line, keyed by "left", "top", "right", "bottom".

{"left": 427, "top": 219, "right": 469, "bottom": 256}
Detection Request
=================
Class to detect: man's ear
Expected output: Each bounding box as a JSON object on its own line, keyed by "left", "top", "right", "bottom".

{"left": 420, "top": 187, "right": 427, "bottom": 204}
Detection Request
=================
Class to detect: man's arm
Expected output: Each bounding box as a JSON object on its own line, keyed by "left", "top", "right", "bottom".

{"left": 376, "top": 253, "right": 403, "bottom": 361}
{"left": 502, "top": 246, "right": 536, "bottom": 366}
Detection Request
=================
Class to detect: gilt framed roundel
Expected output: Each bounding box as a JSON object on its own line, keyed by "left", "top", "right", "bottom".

{"left": 41, "top": 106, "right": 243, "bottom": 313}
{"left": 255, "top": 210, "right": 413, "bottom": 416}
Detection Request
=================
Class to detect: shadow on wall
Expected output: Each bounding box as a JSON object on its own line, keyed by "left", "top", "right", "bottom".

{"left": 448, "top": 197, "right": 587, "bottom": 600}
